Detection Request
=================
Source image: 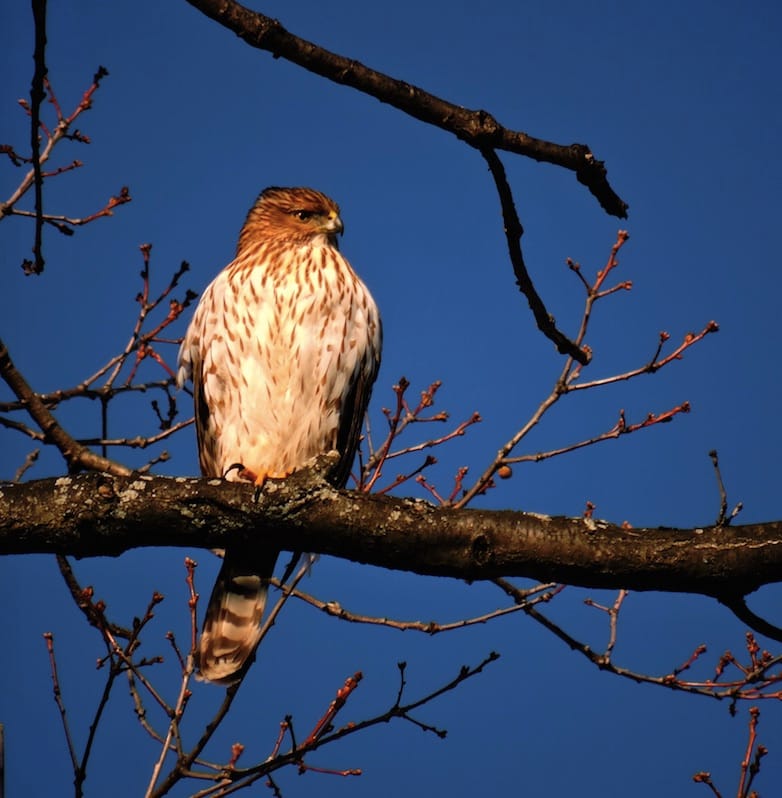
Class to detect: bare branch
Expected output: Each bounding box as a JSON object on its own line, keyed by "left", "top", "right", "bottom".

{"left": 277, "top": 578, "right": 558, "bottom": 633}
{"left": 183, "top": 0, "right": 628, "bottom": 218}
{"left": 481, "top": 148, "right": 588, "bottom": 362}
{"left": 454, "top": 233, "right": 717, "bottom": 507}
{"left": 694, "top": 707, "right": 769, "bottom": 797}
{"left": 42, "top": 633, "right": 80, "bottom": 775}
{"left": 0, "top": 337, "right": 131, "bottom": 476}
{"left": 494, "top": 579, "right": 782, "bottom": 702}
{"left": 8, "top": 185, "right": 131, "bottom": 232}
{"left": 2, "top": 469, "right": 782, "bottom": 599}
{"left": 1, "top": 57, "right": 118, "bottom": 273}
{"left": 13, "top": 448, "right": 39, "bottom": 481}
{"left": 719, "top": 595, "right": 782, "bottom": 644}
{"left": 29, "top": 0, "right": 48, "bottom": 274}
{"left": 503, "top": 402, "right": 692, "bottom": 466}
{"left": 709, "top": 449, "right": 743, "bottom": 527}
{"left": 569, "top": 321, "right": 719, "bottom": 392}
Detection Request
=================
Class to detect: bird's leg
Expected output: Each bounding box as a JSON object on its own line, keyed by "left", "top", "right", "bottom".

{"left": 221, "top": 463, "right": 263, "bottom": 500}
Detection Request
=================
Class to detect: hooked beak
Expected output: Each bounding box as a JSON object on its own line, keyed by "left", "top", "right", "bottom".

{"left": 322, "top": 211, "right": 344, "bottom": 236}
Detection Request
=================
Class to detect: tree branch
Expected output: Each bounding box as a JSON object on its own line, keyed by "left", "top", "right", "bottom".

{"left": 481, "top": 147, "right": 588, "bottom": 362}
{"left": 29, "top": 0, "right": 48, "bottom": 274}
{"left": 1, "top": 468, "right": 781, "bottom": 598}
{"left": 0, "top": 336, "right": 132, "bottom": 476}
{"left": 182, "top": 0, "right": 628, "bottom": 219}
{"left": 719, "top": 595, "right": 782, "bottom": 644}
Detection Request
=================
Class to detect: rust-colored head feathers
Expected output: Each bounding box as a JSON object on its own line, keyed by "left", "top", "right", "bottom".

{"left": 237, "top": 186, "right": 344, "bottom": 255}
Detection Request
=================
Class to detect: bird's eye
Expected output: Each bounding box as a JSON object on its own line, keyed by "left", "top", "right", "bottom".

{"left": 292, "top": 210, "right": 315, "bottom": 221}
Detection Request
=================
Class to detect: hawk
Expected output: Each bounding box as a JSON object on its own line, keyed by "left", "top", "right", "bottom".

{"left": 177, "top": 186, "right": 382, "bottom": 684}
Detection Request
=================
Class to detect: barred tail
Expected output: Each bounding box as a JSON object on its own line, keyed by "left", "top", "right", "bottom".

{"left": 197, "top": 548, "right": 278, "bottom": 684}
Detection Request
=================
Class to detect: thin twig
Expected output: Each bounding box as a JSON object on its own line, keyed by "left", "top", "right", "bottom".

{"left": 42, "top": 633, "right": 80, "bottom": 774}
{"left": 503, "top": 403, "right": 691, "bottom": 466}
{"left": 276, "top": 579, "right": 558, "bottom": 633}
{"left": 218, "top": 653, "right": 500, "bottom": 794}
{"left": 493, "top": 579, "right": 782, "bottom": 701}
{"left": 29, "top": 0, "right": 48, "bottom": 274}
{"left": 0, "top": 337, "right": 132, "bottom": 475}
{"left": 148, "top": 555, "right": 314, "bottom": 797}
{"left": 13, "top": 448, "right": 39, "bottom": 481}
{"left": 76, "top": 418, "right": 193, "bottom": 449}
{"left": 568, "top": 321, "right": 719, "bottom": 392}
{"left": 302, "top": 672, "right": 363, "bottom": 747}
{"left": 709, "top": 449, "right": 729, "bottom": 526}
{"left": 583, "top": 589, "right": 628, "bottom": 663}
{"left": 0, "top": 379, "right": 177, "bottom": 413}
{"left": 2, "top": 59, "right": 117, "bottom": 272}
{"left": 455, "top": 232, "right": 717, "bottom": 507}
{"left": 144, "top": 655, "right": 195, "bottom": 797}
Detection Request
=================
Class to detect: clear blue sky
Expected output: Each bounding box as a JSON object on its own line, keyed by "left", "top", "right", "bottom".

{"left": 1, "top": 1, "right": 781, "bottom": 796}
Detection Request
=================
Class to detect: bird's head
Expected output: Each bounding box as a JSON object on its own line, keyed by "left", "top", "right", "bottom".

{"left": 239, "top": 186, "right": 344, "bottom": 253}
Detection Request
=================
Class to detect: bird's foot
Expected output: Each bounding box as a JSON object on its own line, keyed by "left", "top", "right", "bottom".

{"left": 223, "top": 463, "right": 249, "bottom": 481}
{"left": 223, "top": 463, "right": 290, "bottom": 482}
{"left": 250, "top": 469, "right": 294, "bottom": 502}
{"left": 223, "top": 464, "right": 294, "bottom": 501}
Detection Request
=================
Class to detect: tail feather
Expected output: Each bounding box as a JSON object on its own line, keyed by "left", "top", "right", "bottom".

{"left": 197, "top": 547, "right": 278, "bottom": 684}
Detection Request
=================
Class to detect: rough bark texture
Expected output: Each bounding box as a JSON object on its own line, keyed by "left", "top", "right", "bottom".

{"left": 2, "top": 468, "right": 781, "bottom": 597}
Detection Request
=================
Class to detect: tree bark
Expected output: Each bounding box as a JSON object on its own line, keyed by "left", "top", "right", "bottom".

{"left": 1, "top": 468, "right": 780, "bottom": 598}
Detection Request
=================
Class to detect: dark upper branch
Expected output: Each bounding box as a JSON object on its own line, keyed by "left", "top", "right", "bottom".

{"left": 481, "top": 148, "right": 588, "bottom": 362}
{"left": 2, "top": 470, "right": 781, "bottom": 598}
{"left": 183, "top": 0, "right": 628, "bottom": 218}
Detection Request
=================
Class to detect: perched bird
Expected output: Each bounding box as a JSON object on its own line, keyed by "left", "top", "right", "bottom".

{"left": 177, "top": 186, "right": 382, "bottom": 684}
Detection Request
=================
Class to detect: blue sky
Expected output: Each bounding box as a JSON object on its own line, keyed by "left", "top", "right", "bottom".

{"left": 1, "top": 1, "right": 781, "bottom": 796}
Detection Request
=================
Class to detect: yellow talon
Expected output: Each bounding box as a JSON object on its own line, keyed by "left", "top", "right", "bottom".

{"left": 235, "top": 467, "right": 293, "bottom": 486}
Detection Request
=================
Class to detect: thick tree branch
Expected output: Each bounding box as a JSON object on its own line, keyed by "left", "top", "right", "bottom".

{"left": 1, "top": 468, "right": 781, "bottom": 598}
{"left": 183, "top": 0, "right": 628, "bottom": 219}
